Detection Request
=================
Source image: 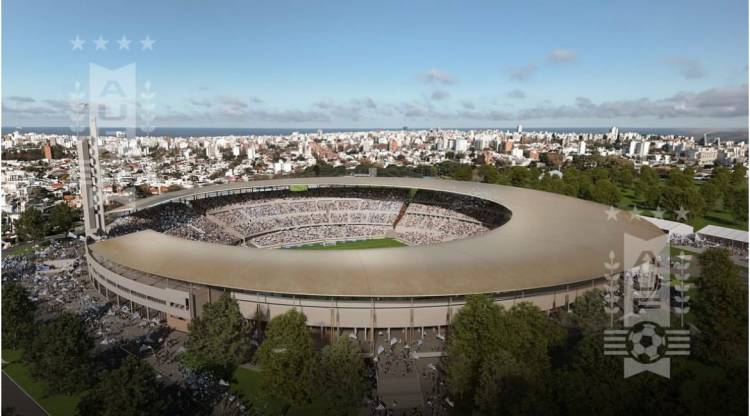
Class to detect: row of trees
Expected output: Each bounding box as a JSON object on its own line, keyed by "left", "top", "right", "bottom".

{"left": 477, "top": 158, "right": 747, "bottom": 224}
{"left": 293, "top": 155, "right": 747, "bottom": 224}
{"left": 443, "top": 248, "right": 748, "bottom": 414}
{"left": 13, "top": 203, "right": 78, "bottom": 242}
{"left": 185, "top": 295, "right": 367, "bottom": 415}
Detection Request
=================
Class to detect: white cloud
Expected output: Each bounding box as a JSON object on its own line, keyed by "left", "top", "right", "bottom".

{"left": 420, "top": 68, "right": 457, "bottom": 84}
{"left": 547, "top": 48, "right": 577, "bottom": 62}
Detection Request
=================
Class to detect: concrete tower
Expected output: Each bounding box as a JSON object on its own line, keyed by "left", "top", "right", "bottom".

{"left": 77, "top": 116, "right": 107, "bottom": 237}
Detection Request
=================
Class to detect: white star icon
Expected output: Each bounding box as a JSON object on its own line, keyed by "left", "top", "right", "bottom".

{"left": 140, "top": 36, "right": 155, "bottom": 50}
{"left": 117, "top": 35, "right": 131, "bottom": 50}
{"left": 652, "top": 206, "right": 665, "bottom": 219}
{"left": 605, "top": 206, "right": 620, "bottom": 221}
{"left": 675, "top": 206, "right": 690, "bottom": 221}
{"left": 94, "top": 36, "right": 108, "bottom": 50}
{"left": 629, "top": 206, "right": 642, "bottom": 220}
{"left": 70, "top": 35, "right": 85, "bottom": 50}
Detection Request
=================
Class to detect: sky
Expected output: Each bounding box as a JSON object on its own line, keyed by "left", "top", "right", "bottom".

{"left": 2, "top": 0, "right": 748, "bottom": 129}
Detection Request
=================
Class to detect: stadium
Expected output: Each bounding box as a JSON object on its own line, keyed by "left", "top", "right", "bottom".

{"left": 84, "top": 177, "right": 664, "bottom": 339}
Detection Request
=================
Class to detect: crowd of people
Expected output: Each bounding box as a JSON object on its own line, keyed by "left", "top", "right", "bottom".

{"left": 208, "top": 197, "right": 402, "bottom": 238}
{"left": 250, "top": 224, "right": 392, "bottom": 248}
{"left": 107, "top": 203, "right": 239, "bottom": 244}
{"left": 105, "top": 186, "right": 510, "bottom": 249}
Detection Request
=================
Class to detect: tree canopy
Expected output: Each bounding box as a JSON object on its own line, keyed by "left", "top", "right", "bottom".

{"left": 317, "top": 336, "right": 368, "bottom": 415}
{"left": 25, "top": 312, "right": 95, "bottom": 394}
{"left": 444, "top": 295, "right": 563, "bottom": 413}
{"left": 14, "top": 207, "right": 46, "bottom": 242}
{"left": 76, "top": 355, "right": 169, "bottom": 416}
{"left": 692, "top": 248, "right": 748, "bottom": 367}
{"left": 185, "top": 293, "right": 253, "bottom": 375}
{"left": 255, "top": 309, "right": 316, "bottom": 408}
{"left": 48, "top": 203, "right": 77, "bottom": 234}
{"left": 1, "top": 282, "right": 37, "bottom": 349}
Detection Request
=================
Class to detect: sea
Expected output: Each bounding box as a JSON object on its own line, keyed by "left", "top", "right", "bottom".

{"left": 2, "top": 126, "right": 747, "bottom": 139}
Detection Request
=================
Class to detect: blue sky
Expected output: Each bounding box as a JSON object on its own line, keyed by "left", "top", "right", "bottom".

{"left": 2, "top": 0, "right": 748, "bottom": 128}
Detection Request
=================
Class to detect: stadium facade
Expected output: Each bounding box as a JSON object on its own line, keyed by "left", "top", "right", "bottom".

{"left": 81, "top": 174, "right": 665, "bottom": 337}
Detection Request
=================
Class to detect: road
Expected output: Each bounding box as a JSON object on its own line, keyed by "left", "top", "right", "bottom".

{"left": 2, "top": 372, "right": 47, "bottom": 416}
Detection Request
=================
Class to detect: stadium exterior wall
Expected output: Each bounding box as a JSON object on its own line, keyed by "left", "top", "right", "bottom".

{"left": 86, "top": 248, "right": 605, "bottom": 332}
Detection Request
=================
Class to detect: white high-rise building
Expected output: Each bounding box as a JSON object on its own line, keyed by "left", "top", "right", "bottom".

{"left": 636, "top": 141, "right": 651, "bottom": 157}
{"left": 454, "top": 138, "right": 468, "bottom": 153}
{"left": 577, "top": 140, "right": 587, "bottom": 155}
{"left": 609, "top": 126, "right": 619, "bottom": 142}
{"left": 517, "top": 124, "right": 523, "bottom": 133}
{"left": 627, "top": 141, "right": 638, "bottom": 156}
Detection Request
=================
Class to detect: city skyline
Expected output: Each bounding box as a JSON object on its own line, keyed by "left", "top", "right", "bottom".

{"left": 3, "top": 0, "right": 749, "bottom": 129}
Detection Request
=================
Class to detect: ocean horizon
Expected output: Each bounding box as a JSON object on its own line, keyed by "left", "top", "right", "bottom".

{"left": 2, "top": 126, "right": 748, "bottom": 139}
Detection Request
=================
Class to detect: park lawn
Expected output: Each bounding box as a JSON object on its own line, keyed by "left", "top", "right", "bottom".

{"left": 287, "top": 238, "right": 406, "bottom": 250}
{"left": 231, "top": 367, "right": 285, "bottom": 415}
{"left": 230, "top": 367, "right": 355, "bottom": 416}
{"left": 1, "top": 349, "right": 82, "bottom": 416}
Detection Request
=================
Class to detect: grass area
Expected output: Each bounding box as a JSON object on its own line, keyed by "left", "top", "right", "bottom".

{"left": 617, "top": 184, "right": 748, "bottom": 232}
{"left": 286, "top": 237, "right": 406, "bottom": 250}
{"left": 230, "top": 367, "right": 340, "bottom": 416}
{"left": 2, "top": 349, "right": 82, "bottom": 416}
{"left": 231, "top": 367, "right": 285, "bottom": 415}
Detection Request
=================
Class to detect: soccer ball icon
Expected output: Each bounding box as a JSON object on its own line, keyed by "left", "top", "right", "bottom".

{"left": 627, "top": 322, "right": 666, "bottom": 363}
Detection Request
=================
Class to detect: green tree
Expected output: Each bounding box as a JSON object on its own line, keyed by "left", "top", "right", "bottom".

{"left": 692, "top": 248, "right": 748, "bottom": 367}
{"left": 700, "top": 181, "right": 721, "bottom": 210}
{"left": 553, "top": 334, "right": 628, "bottom": 416}
{"left": 730, "top": 163, "right": 747, "bottom": 189}
{"left": 1, "top": 282, "right": 37, "bottom": 349}
{"left": 591, "top": 179, "right": 621, "bottom": 206}
{"left": 317, "top": 337, "right": 367, "bottom": 415}
{"left": 444, "top": 295, "right": 504, "bottom": 401}
{"left": 48, "top": 203, "right": 76, "bottom": 234}
{"left": 14, "top": 208, "right": 46, "bottom": 242}
{"left": 569, "top": 288, "right": 609, "bottom": 334}
{"left": 712, "top": 165, "right": 731, "bottom": 189}
{"left": 255, "top": 309, "right": 316, "bottom": 409}
{"left": 726, "top": 185, "right": 748, "bottom": 223}
{"left": 610, "top": 165, "right": 634, "bottom": 188}
{"left": 76, "top": 355, "right": 168, "bottom": 416}
{"left": 452, "top": 164, "right": 473, "bottom": 181}
{"left": 478, "top": 164, "right": 499, "bottom": 184}
{"left": 185, "top": 293, "right": 253, "bottom": 375}
{"left": 661, "top": 186, "right": 705, "bottom": 220}
{"left": 473, "top": 349, "right": 531, "bottom": 415}
{"left": 25, "top": 312, "right": 94, "bottom": 394}
{"left": 667, "top": 169, "right": 693, "bottom": 190}
{"left": 444, "top": 296, "right": 561, "bottom": 412}
{"left": 509, "top": 166, "right": 531, "bottom": 187}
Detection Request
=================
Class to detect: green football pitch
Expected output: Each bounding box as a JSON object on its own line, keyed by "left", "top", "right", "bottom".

{"left": 286, "top": 238, "right": 406, "bottom": 250}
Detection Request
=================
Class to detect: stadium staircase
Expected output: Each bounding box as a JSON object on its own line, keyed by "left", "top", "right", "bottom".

{"left": 392, "top": 201, "right": 410, "bottom": 228}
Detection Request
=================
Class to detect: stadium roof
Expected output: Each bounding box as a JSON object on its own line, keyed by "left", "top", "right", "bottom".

{"left": 92, "top": 177, "right": 665, "bottom": 297}
{"left": 696, "top": 225, "right": 749, "bottom": 244}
